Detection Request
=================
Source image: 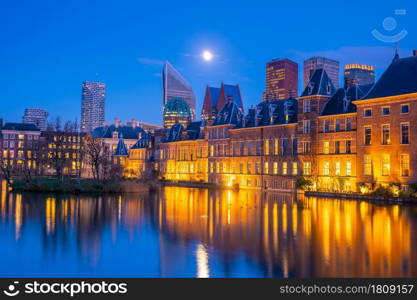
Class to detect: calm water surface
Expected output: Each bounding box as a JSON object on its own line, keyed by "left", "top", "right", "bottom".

{"left": 1, "top": 186, "right": 417, "bottom": 277}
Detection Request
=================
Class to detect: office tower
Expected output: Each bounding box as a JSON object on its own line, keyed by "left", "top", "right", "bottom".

{"left": 263, "top": 58, "right": 298, "bottom": 101}
{"left": 162, "top": 61, "right": 196, "bottom": 121}
{"left": 163, "top": 97, "right": 192, "bottom": 128}
{"left": 304, "top": 57, "right": 340, "bottom": 89}
{"left": 344, "top": 64, "right": 375, "bottom": 88}
{"left": 81, "top": 81, "right": 105, "bottom": 133}
{"left": 22, "top": 108, "right": 48, "bottom": 131}
{"left": 201, "top": 83, "right": 244, "bottom": 123}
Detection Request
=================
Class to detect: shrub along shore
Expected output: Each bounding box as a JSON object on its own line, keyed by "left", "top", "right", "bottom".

{"left": 9, "top": 177, "right": 151, "bottom": 194}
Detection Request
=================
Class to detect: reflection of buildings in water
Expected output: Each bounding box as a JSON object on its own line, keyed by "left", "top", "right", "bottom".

{"left": 156, "top": 187, "right": 417, "bottom": 277}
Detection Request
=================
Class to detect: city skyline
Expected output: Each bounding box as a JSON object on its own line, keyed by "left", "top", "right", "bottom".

{"left": 0, "top": 0, "right": 416, "bottom": 126}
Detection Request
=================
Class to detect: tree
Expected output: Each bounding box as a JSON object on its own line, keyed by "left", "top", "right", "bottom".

{"left": 42, "top": 117, "right": 78, "bottom": 182}
{"left": 83, "top": 134, "right": 109, "bottom": 180}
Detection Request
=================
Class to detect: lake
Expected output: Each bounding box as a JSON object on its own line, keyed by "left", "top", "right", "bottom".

{"left": 1, "top": 186, "right": 417, "bottom": 277}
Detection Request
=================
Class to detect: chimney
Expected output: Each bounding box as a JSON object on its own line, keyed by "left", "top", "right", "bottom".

{"left": 413, "top": 50, "right": 417, "bottom": 56}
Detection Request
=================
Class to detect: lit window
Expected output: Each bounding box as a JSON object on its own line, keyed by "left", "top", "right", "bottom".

{"left": 273, "top": 162, "right": 278, "bottom": 174}
{"left": 323, "top": 141, "right": 330, "bottom": 154}
{"left": 264, "top": 140, "right": 270, "bottom": 155}
{"left": 364, "top": 155, "right": 372, "bottom": 175}
{"left": 400, "top": 154, "right": 410, "bottom": 177}
{"left": 264, "top": 162, "right": 269, "bottom": 174}
{"left": 381, "top": 154, "right": 390, "bottom": 176}
{"left": 335, "top": 162, "right": 341, "bottom": 175}
{"left": 274, "top": 139, "right": 279, "bottom": 155}
{"left": 346, "top": 161, "right": 352, "bottom": 176}
{"left": 303, "top": 162, "right": 311, "bottom": 175}
{"left": 292, "top": 162, "right": 298, "bottom": 175}
{"left": 282, "top": 162, "right": 288, "bottom": 175}
{"left": 323, "top": 162, "right": 330, "bottom": 176}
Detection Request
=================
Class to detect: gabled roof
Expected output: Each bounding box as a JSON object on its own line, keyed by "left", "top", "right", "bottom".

{"left": 131, "top": 133, "right": 152, "bottom": 149}
{"left": 185, "top": 121, "right": 203, "bottom": 140}
{"left": 223, "top": 84, "right": 243, "bottom": 108}
{"left": 164, "top": 123, "right": 184, "bottom": 143}
{"left": 206, "top": 87, "right": 220, "bottom": 109}
{"left": 2, "top": 122, "right": 40, "bottom": 131}
{"left": 321, "top": 84, "right": 374, "bottom": 116}
{"left": 362, "top": 55, "right": 417, "bottom": 100}
{"left": 211, "top": 101, "right": 243, "bottom": 126}
{"left": 241, "top": 98, "right": 298, "bottom": 128}
{"left": 114, "top": 138, "right": 129, "bottom": 156}
{"left": 301, "top": 68, "right": 336, "bottom": 97}
{"left": 91, "top": 125, "right": 144, "bottom": 139}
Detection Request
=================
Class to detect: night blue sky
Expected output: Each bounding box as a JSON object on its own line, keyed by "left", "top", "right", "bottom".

{"left": 1, "top": 0, "right": 416, "bottom": 126}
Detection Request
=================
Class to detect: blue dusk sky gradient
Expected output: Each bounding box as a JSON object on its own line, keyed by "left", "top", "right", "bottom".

{"left": 1, "top": 0, "right": 416, "bottom": 126}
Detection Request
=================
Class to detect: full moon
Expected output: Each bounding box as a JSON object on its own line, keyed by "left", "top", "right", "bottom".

{"left": 202, "top": 50, "right": 213, "bottom": 61}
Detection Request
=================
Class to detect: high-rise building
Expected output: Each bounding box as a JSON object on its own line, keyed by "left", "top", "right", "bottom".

{"left": 22, "top": 108, "right": 48, "bottom": 131}
{"left": 163, "top": 97, "right": 192, "bottom": 128}
{"left": 304, "top": 57, "right": 340, "bottom": 89}
{"left": 81, "top": 81, "right": 105, "bottom": 133}
{"left": 162, "top": 61, "right": 196, "bottom": 121}
{"left": 344, "top": 64, "right": 375, "bottom": 88}
{"left": 263, "top": 58, "right": 298, "bottom": 101}
{"left": 201, "top": 83, "right": 244, "bottom": 123}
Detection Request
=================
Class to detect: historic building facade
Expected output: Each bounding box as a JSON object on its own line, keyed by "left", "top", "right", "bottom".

{"left": 114, "top": 53, "right": 417, "bottom": 192}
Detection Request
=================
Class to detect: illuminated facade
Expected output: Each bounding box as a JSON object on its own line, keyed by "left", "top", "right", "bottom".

{"left": 81, "top": 81, "right": 105, "bottom": 133}
{"left": 115, "top": 54, "right": 417, "bottom": 192}
{"left": 263, "top": 58, "right": 298, "bottom": 101}
{"left": 344, "top": 64, "right": 375, "bottom": 88}
{"left": 162, "top": 97, "right": 192, "bottom": 128}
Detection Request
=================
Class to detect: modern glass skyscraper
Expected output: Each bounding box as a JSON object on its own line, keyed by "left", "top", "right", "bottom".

{"left": 81, "top": 81, "right": 105, "bottom": 133}
{"left": 344, "top": 64, "right": 375, "bottom": 88}
{"left": 162, "top": 61, "right": 196, "bottom": 121}
{"left": 304, "top": 57, "right": 340, "bottom": 89}
{"left": 22, "top": 108, "right": 48, "bottom": 131}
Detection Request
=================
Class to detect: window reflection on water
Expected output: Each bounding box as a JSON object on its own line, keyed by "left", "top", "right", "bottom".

{"left": 1, "top": 184, "right": 417, "bottom": 277}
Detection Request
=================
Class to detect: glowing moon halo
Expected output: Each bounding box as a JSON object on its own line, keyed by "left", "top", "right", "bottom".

{"left": 202, "top": 50, "right": 213, "bottom": 61}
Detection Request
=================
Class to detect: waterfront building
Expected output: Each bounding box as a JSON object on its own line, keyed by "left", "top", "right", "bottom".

{"left": 162, "top": 97, "right": 192, "bottom": 128}
{"left": 263, "top": 58, "right": 298, "bottom": 101}
{"left": 22, "top": 108, "right": 48, "bottom": 131}
{"left": 304, "top": 57, "right": 340, "bottom": 89}
{"left": 108, "top": 52, "right": 417, "bottom": 193}
{"left": 344, "top": 64, "right": 375, "bottom": 88}
{"left": 0, "top": 123, "right": 42, "bottom": 172}
{"left": 162, "top": 61, "right": 196, "bottom": 121}
{"left": 81, "top": 81, "right": 106, "bottom": 133}
{"left": 201, "top": 83, "right": 244, "bottom": 123}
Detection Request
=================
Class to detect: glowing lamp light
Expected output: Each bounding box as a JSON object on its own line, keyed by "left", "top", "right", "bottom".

{"left": 202, "top": 50, "right": 213, "bottom": 61}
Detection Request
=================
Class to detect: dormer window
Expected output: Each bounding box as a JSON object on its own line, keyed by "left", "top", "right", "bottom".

{"left": 308, "top": 83, "right": 314, "bottom": 94}
{"left": 326, "top": 83, "right": 331, "bottom": 94}
{"left": 112, "top": 131, "right": 118, "bottom": 139}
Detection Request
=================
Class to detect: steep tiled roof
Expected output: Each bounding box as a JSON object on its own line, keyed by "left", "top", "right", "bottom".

{"left": 212, "top": 102, "right": 244, "bottom": 126}
{"left": 91, "top": 125, "right": 144, "bottom": 139}
{"left": 242, "top": 98, "right": 298, "bottom": 128}
{"left": 362, "top": 55, "right": 417, "bottom": 100}
{"left": 321, "top": 84, "right": 374, "bottom": 116}
{"left": 2, "top": 123, "right": 40, "bottom": 131}
{"left": 301, "top": 68, "right": 336, "bottom": 97}
{"left": 164, "top": 123, "right": 184, "bottom": 143}
{"left": 114, "top": 138, "right": 129, "bottom": 156}
{"left": 131, "top": 133, "right": 152, "bottom": 149}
